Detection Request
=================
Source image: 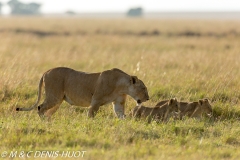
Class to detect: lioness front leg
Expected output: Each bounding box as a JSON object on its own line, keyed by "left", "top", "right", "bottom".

{"left": 88, "top": 101, "right": 100, "bottom": 118}
{"left": 112, "top": 95, "right": 126, "bottom": 119}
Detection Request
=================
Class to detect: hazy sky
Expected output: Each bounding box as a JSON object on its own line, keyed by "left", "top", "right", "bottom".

{"left": 1, "top": 0, "right": 240, "bottom": 14}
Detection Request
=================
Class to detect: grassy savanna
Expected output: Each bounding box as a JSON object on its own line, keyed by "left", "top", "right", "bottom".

{"left": 1, "top": 17, "right": 240, "bottom": 159}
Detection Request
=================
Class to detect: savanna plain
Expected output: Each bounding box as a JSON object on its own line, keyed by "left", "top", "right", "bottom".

{"left": 0, "top": 17, "right": 240, "bottom": 160}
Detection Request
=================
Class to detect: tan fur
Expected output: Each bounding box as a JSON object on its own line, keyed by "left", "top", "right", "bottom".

{"left": 155, "top": 98, "right": 213, "bottom": 119}
{"left": 16, "top": 67, "right": 149, "bottom": 119}
{"left": 131, "top": 98, "right": 179, "bottom": 122}
{"left": 182, "top": 99, "right": 213, "bottom": 118}
{"left": 155, "top": 100, "right": 188, "bottom": 113}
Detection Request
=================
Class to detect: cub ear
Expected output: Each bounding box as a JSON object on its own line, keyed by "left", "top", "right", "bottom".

{"left": 131, "top": 76, "right": 139, "bottom": 84}
{"left": 198, "top": 99, "right": 204, "bottom": 105}
{"left": 169, "top": 98, "right": 174, "bottom": 105}
{"left": 204, "top": 98, "right": 210, "bottom": 103}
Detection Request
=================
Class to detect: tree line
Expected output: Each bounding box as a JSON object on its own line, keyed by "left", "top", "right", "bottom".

{"left": 0, "top": 0, "right": 41, "bottom": 15}
{"left": 0, "top": 1, "right": 143, "bottom": 17}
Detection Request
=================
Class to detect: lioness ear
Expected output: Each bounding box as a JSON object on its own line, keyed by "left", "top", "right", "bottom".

{"left": 199, "top": 99, "right": 204, "bottom": 105}
{"left": 131, "top": 76, "right": 138, "bottom": 84}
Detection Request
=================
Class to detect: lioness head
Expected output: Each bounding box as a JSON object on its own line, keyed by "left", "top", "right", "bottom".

{"left": 199, "top": 99, "right": 213, "bottom": 117}
{"left": 128, "top": 76, "right": 149, "bottom": 105}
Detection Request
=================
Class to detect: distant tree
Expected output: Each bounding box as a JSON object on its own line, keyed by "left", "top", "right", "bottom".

{"left": 127, "top": 7, "right": 143, "bottom": 17}
{"left": 0, "top": 2, "right": 2, "bottom": 14}
{"left": 28, "top": 2, "right": 41, "bottom": 13}
{"left": 8, "top": 0, "right": 41, "bottom": 15}
{"left": 65, "top": 10, "right": 76, "bottom": 15}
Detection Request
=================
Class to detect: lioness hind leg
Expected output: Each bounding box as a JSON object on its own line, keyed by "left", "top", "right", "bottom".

{"left": 38, "top": 100, "right": 62, "bottom": 120}
{"left": 44, "top": 104, "right": 61, "bottom": 121}
{"left": 37, "top": 104, "right": 45, "bottom": 120}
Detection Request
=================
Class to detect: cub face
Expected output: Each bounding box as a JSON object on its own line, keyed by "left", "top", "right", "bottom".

{"left": 167, "top": 98, "right": 180, "bottom": 113}
{"left": 198, "top": 99, "right": 213, "bottom": 117}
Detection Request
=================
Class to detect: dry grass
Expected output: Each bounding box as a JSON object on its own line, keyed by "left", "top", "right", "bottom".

{"left": 0, "top": 17, "right": 240, "bottom": 159}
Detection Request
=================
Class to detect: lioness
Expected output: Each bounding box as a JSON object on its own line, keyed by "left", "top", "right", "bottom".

{"left": 155, "top": 98, "right": 213, "bottom": 119}
{"left": 16, "top": 67, "right": 149, "bottom": 119}
{"left": 131, "top": 98, "right": 179, "bottom": 122}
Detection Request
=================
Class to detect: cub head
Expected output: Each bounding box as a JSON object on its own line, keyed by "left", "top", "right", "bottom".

{"left": 167, "top": 98, "right": 179, "bottom": 112}
{"left": 198, "top": 98, "right": 213, "bottom": 117}
{"left": 128, "top": 76, "right": 149, "bottom": 105}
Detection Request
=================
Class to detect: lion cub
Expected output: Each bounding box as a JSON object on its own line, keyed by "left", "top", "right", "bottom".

{"left": 155, "top": 98, "right": 213, "bottom": 119}
{"left": 132, "top": 98, "right": 179, "bottom": 122}
{"left": 181, "top": 99, "right": 213, "bottom": 118}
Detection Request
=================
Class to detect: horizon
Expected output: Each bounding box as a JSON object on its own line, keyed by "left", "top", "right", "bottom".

{"left": 1, "top": 0, "right": 240, "bottom": 15}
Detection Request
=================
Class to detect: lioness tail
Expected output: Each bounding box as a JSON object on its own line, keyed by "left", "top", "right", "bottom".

{"left": 16, "top": 76, "right": 44, "bottom": 111}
